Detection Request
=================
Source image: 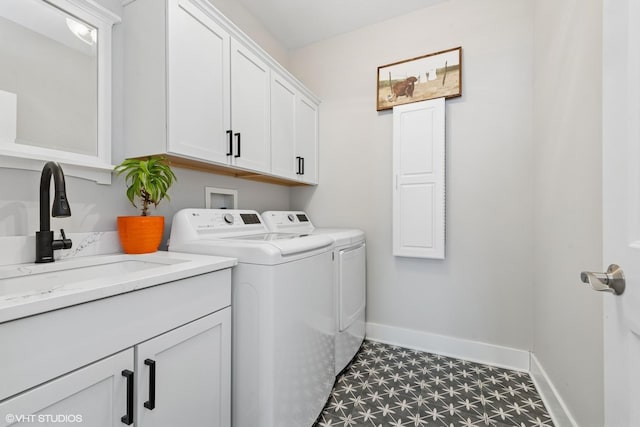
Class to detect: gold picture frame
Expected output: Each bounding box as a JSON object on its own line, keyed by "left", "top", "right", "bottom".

{"left": 377, "top": 46, "right": 462, "bottom": 111}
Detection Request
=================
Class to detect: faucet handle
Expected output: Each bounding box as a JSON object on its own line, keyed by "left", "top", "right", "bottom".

{"left": 58, "top": 228, "right": 72, "bottom": 250}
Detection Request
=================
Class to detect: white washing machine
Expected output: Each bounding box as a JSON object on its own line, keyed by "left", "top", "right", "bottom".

{"left": 169, "top": 209, "right": 335, "bottom": 427}
{"left": 262, "top": 211, "right": 366, "bottom": 375}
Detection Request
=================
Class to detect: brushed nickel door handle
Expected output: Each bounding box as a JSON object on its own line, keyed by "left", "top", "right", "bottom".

{"left": 580, "top": 264, "right": 625, "bottom": 295}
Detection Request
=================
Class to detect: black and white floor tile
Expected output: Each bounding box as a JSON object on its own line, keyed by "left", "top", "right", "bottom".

{"left": 314, "top": 340, "right": 553, "bottom": 427}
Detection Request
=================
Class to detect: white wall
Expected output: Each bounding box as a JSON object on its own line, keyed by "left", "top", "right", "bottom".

{"left": 0, "top": 0, "right": 292, "bottom": 240}
{"left": 0, "top": 166, "right": 290, "bottom": 245}
{"left": 532, "top": 0, "right": 604, "bottom": 425}
{"left": 289, "top": 0, "right": 535, "bottom": 351}
{"left": 204, "top": 0, "right": 289, "bottom": 68}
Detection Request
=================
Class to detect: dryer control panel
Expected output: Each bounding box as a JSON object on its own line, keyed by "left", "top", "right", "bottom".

{"left": 261, "top": 211, "right": 315, "bottom": 233}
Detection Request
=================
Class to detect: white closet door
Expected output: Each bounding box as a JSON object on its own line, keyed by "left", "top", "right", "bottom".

{"left": 392, "top": 98, "right": 445, "bottom": 259}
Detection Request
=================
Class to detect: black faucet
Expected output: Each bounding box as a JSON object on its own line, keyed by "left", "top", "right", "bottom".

{"left": 35, "top": 162, "right": 72, "bottom": 263}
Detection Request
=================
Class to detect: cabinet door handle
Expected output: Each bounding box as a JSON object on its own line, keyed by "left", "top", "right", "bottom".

{"left": 296, "top": 156, "right": 302, "bottom": 175}
{"left": 226, "top": 130, "right": 233, "bottom": 156}
{"left": 234, "top": 133, "right": 241, "bottom": 158}
{"left": 144, "top": 359, "right": 156, "bottom": 410}
{"left": 121, "top": 369, "right": 134, "bottom": 425}
{"left": 301, "top": 157, "right": 305, "bottom": 175}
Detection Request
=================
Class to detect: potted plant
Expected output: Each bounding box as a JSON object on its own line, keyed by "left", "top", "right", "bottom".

{"left": 114, "top": 156, "right": 177, "bottom": 254}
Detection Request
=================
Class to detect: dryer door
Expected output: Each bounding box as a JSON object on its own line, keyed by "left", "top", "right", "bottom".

{"left": 338, "top": 243, "right": 366, "bottom": 331}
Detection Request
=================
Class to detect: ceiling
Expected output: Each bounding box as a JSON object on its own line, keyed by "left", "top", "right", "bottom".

{"left": 235, "top": 0, "right": 447, "bottom": 49}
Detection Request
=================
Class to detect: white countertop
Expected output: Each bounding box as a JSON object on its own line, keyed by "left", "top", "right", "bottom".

{"left": 0, "top": 251, "right": 237, "bottom": 324}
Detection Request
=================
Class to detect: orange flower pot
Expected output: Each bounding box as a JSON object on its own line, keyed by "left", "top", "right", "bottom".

{"left": 117, "top": 216, "right": 165, "bottom": 254}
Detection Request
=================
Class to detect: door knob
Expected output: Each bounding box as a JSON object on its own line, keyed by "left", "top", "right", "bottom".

{"left": 580, "top": 264, "right": 625, "bottom": 295}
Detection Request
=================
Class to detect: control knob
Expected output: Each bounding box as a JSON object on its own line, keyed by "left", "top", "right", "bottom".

{"left": 223, "top": 213, "right": 234, "bottom": 224}
{"left": 287, "top": 214, "right": 295, "bottom": 222}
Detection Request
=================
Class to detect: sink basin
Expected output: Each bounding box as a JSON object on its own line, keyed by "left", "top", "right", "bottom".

{"left": 0, "top": 259, "right": 178, "bottom": 296}
{"left": 0, "top": 252, "right": 237, "bottom": 324}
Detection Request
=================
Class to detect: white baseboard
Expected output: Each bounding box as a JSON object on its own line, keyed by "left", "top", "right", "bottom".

{"left": 366, "top": 322, "right": 530, "bottom": 371}
{"left": 529, "top": 353, "right": 578, "bottom": 427}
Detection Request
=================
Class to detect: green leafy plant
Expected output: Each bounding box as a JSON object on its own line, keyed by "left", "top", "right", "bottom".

{"left": 114, "top": 157, "right": 177, "bottom": 216}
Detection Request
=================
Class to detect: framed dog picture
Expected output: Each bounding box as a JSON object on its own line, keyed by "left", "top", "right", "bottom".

{"left": 377, "top": 47, "right": 462, "bottom": 111}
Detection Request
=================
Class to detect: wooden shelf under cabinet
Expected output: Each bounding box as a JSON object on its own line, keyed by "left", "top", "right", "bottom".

{"left": 147, "top": 155, "right": 312, "bottom": 187}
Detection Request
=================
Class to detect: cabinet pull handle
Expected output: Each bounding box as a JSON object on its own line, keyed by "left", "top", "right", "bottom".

{"left": 121, "top": 369, "right": 134, "bottom": 425}
{"left": 226, "top": 130, "right": 233, "bottom": 156}
{"left": 301, "top": 157, "right": 305, "bottom": 175}
{"left": 296, "top": 156, "right": 301, "bottom": 175}
{"left": 234, "top": 133, "right": 241, "bottom": 158}
{"left": 144, "top": 359, "right": 156, "bottom": 410}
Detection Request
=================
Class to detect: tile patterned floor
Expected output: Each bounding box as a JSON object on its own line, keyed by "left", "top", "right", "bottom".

{"left": 314, "top": 340, "right": 554, "bottom": 427}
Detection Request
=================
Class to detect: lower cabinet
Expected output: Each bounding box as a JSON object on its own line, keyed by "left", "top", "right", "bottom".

{"left": 0, "top": 309, "right": 231, "bottom": 427}
{"left": 135, "top": 308, "right": 231, "bottom": 427}
{"left": 0, "top": 349, "right": 132, "bottom": 427}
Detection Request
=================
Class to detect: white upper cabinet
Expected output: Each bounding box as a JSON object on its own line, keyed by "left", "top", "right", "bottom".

{"left": 392, "top": 98, "right": 446, "bottom": 259}
{"left": 270, "top": 72, "right": 319, "bottom": 184}
{"left": 295, "top": 94, "right": 319, "bottom": 184}
{"left": 167, "top": 0, "right": 231, "bottom": 163}
{"left": 270, "top": 72, "right": 297, "bottom": 180}
{"left": 122, "top": 0, "right": 320, "bottom": 185}
{"left": 230, "top": 40, "right": 270, "bottom": 173}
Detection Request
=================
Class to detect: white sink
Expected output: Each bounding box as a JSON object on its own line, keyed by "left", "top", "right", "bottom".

{"left": 0, "top": 258, "right": 182, "bottom": 296}
{"left": 0, "top": 252, "right": 237, "bottom": 323}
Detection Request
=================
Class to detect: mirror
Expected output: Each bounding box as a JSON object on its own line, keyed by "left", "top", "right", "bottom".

{"left": 0, "top": 0, "right": 119, "bottom": 184}
{"left": 0, "top": 0, "right": 97, "bottom": 155}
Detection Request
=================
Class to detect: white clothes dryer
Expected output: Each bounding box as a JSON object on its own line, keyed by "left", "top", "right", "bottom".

{"left": 169, "top": 209, "right": 335, "bottom": 427}
{"left": 262, "top": 211, "right": 366, "bottom": 375}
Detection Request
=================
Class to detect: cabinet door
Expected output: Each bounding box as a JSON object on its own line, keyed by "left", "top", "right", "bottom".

{"left": 0, "top": 349, "right": 133, "bottom": 427}
{"left": 135, "top": 308, "right": 231, "bottom": 427}
{"left": 295, "top": 95, "right": 319, "bottom": 184}
{"left": 392, "top": 98, "right": 445, "bottom": 259}
{"left": 168, "top": 0, "right": 231, "bottom": 163}
{"left": 230, "top": 39, "right": 270, "bottom": 172}
{"left": 270, "top": 72, "right": 297, "bottom": 179}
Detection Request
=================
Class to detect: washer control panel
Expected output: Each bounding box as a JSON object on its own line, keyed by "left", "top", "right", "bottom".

{"left": 182, "top": 209, "right": 266, "bottom": 232}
